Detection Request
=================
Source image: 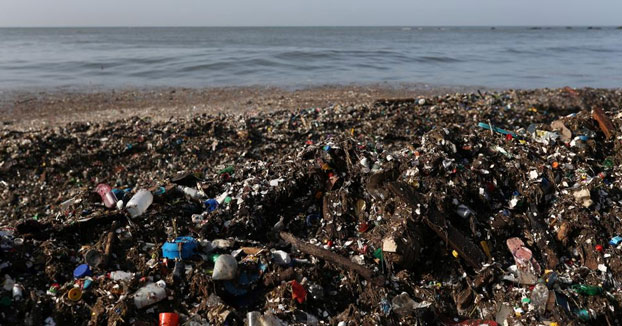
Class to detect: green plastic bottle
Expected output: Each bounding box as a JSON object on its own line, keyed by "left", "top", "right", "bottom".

{"left": 571, "top": 284, "right": 603, "bottom": 296}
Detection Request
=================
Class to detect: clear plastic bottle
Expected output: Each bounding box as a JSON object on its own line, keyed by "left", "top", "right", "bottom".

{"left": 531, "top": 281, "right": 549, "bottom": 314}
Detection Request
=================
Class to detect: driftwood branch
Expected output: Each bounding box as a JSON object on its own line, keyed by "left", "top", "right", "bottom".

{"left": 102, "top": 231, "right": 115, "bottom": 267}
{"left": 280, "top": 231, "right": 384, "bottom": 286}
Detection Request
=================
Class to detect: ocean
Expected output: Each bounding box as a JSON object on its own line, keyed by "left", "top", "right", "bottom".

{"left": 0, "top": 26, "right": 621, "bottom": 90}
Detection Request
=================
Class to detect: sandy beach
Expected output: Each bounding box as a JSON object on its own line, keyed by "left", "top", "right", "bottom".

{"left": 0, "top": 84, "right": 479, "bottom": 130}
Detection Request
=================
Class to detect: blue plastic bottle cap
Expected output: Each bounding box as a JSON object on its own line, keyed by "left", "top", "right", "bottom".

{"left": 73, "top": 264, "right": 92, "bottom": 279}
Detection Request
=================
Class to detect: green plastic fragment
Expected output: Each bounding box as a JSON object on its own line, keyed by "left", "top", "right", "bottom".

{"left": 219, "top": 166, "right": 234, "bottom": 175}
{"left": 211, "top": 253, "right": 221, "bottom": 263}
{"left": 603, "top": 158, "right": 614, "bottom": 170}
{"left": 373, "top": 248, "right": 383, "bottom": 260}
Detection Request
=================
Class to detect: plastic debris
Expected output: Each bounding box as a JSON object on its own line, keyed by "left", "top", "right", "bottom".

{"left": 4, "top": 88, "right": 622, "bottom": 325}
{"left": 212, "top": 254, "right": 237, "bottom": 280}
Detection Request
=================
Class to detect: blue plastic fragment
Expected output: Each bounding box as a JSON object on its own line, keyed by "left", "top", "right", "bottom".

{"left": 83, "top": 279, "right": 93, "bottom": 289}
{"left": 204, "top": 199, "right": 219, "bottom": 212}
{"left": 161, "top": 236, "right": 198, "bottom": 259}
{"left": 578, "top": 135, "right": 589, "bottom": 141}
{"left": 111, "top": 188, "right": 124, "bottom": 200}
{"left": 380, "top": 298, "right": 392, "bottom": 315}
{"left": 609, "top": 236, "right": 622, "bottom": 246}
{"left": 154, "top": 186, "right": 166, "bottom": 196}
{"left": 238, "top": 270, "right": 260, "bottom": 286}
{"left": 223, "top": 281, "right": 248, "bottom": 296}
{"left": 477, "top": 122, "right": 518, "bottom": 137}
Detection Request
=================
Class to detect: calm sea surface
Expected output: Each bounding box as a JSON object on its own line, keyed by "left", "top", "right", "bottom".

{"left": 0, "top": 26, "right": 621, "bottom": 90}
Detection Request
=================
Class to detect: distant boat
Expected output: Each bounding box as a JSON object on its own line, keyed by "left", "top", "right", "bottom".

{"left": 490, "top": 27, "right": 496, "bottom": 30}
{"left": 401, "top": 27, "right": 412, "bottom": 31}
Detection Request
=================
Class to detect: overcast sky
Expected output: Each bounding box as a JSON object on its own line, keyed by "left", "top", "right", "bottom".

{"left": 1, "top": 0, "right": 620, "bottom": 27}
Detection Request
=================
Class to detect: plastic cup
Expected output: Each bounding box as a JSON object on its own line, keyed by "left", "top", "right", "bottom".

{"left": 159, "top": 312, "right": 179, "bottom": 326}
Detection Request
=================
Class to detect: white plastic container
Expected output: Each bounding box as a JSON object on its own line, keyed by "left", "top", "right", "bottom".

{"left": 126, "top": 190, "right": 153, "bottom": 218}
{"left": 134, "top": 282, "right": 166, "bottom": 309}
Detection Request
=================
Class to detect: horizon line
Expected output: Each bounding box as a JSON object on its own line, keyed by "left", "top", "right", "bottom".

{"left": 1, "top": 24, "right": 621, "bottom": 28}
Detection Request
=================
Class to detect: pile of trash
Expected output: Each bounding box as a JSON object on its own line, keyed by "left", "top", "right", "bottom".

{"left": 1, "top": 87, "right": 622, "bottom": 325}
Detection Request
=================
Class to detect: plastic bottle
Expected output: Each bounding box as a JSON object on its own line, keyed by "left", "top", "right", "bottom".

{"left": 571, "top": 284, "right": 603, "bottom": 296}
{"left": 126, "top": 190, "right": 153, "bottom": 218}
{"left": 95, "top": 184, "right": 118, "bottom": 208}
{"left": 134, "top": 283, "right": 167, "bottom": 309}
{"left": 109, "top": 271, "right": 134, "bottom": 281}
{"left": 531, "top": 281, "right": 549, "bottom": 314}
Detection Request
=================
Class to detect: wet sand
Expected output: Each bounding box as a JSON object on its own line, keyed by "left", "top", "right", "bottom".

{"left": 0, "top": 84, "right": 483, "bottom": 130}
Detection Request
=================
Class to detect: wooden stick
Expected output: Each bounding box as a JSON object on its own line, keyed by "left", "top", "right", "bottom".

{"left": 280, "top": 231, "right": 383, "bottom": 286}
{"left": 102, "top": 230, "right": 115, "bottom": 267}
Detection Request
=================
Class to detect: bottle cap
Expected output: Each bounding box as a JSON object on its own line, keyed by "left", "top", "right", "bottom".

{"left": 73, "top": 264, "right": 92, "bottom": 279}
{"left": 67, "top": 287, "right": 82, "bottom": 301}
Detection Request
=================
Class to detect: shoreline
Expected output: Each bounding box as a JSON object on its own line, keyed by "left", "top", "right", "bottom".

{"left": 4, "top": 84, "right": 622, "bottom": 131}
{"left": 2, "top": 84, "right": 491, "bottom": 130}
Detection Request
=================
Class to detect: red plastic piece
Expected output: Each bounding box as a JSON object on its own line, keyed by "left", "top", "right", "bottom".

{"left": 291, "top": 280, "right": 307, "bottom": 304}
